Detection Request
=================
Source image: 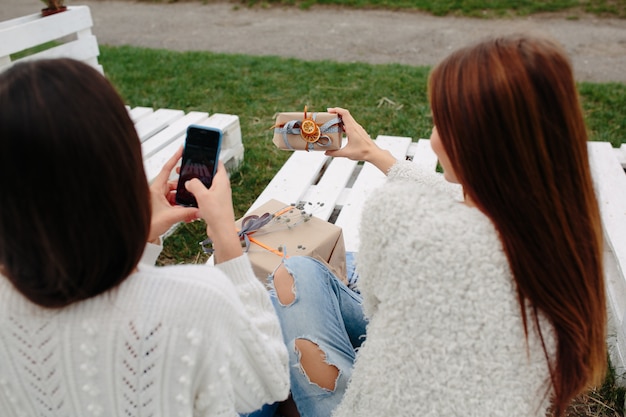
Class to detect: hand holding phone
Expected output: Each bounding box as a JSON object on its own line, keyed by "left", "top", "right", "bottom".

{"left": 184, "top": 166, "right": 242, "bottom": 263}
{"left": 148, "top": 147, "right": 200, "bottom": 243}
{"left": 175, "top": 125, "right": 223, "bottom": 207}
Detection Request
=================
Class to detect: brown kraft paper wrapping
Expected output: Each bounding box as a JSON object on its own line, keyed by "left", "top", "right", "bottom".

{"left": 272, "top": 111, "right": 343, "bottom": 151}
{"left": 236, "top": 199, "right": 347, "bottom": 284}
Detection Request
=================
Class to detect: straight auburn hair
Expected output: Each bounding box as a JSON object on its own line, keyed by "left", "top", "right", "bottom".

{"left": 428, "top": 34, "right": 606, "bottom": 415}
{"left": 0, "top": 59, "right": 151, "bottom": 308}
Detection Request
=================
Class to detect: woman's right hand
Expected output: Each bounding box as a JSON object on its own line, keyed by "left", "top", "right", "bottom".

{"left": 185, "top": 163, "right": 243, "bottom": 264}
{"left": 326, "top": 107, "right": 397, "bottom": 174}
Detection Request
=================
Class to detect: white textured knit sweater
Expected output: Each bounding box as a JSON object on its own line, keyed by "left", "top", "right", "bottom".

{"left": 333, "top": 161, "right": 555, "bottom": 417}
{"left": 0, "top": 252, "right": 289, "bottom": 417}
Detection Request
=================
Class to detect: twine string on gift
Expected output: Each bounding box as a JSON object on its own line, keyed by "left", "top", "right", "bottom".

{"left": 273, "top": 106, "right": 342, "bottom": 151}
{"left": 238, "top": 213, "right": 273, "bottom": 252}
{"left": 200, "top": 206, "right": 296, "bottom": 256}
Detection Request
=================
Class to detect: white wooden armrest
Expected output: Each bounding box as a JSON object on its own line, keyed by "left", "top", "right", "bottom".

{"left": 588, "top": 141, "right": 626, "bottom": 376}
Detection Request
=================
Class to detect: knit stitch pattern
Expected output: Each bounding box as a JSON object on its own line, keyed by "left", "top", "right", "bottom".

{"left": 0, "top": 255, "right": 289, "bottom": 417}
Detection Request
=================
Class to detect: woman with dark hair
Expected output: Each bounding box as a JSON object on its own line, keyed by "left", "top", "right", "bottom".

{"left": 0, "top": 58, "right": 289, "bottom": 416}
{"left": 268, "top": 34, "right": 606, "bottom": 416}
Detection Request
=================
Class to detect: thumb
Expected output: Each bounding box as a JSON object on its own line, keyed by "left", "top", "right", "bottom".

{"left": 184, "top": 178, "right": 207, "bottom": 195}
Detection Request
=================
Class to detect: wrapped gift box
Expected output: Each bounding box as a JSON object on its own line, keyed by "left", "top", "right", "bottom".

{"left": 236, "top": 199, "right": 347, "bottom": 283}
{"left": 273, "top": 110, "right": 343, "bottom": 151}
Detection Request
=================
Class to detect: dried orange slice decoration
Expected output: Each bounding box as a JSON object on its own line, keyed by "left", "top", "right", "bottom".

{"left": 300, "top": 106, "right": 321, "bottom": 143}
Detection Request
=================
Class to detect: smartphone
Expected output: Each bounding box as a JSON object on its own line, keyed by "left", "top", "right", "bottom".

{"left": 175, "top": 125, "right": 223, "bottom": 207}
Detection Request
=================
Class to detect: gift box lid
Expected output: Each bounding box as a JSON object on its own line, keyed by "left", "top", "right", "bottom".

{"left": 236, "top": 199, "right": 347, "bottom": 283}
{"left": 272, "top": 110, "right": 343, "bottom": 152}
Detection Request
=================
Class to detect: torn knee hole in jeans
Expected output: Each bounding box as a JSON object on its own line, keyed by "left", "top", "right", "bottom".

{"left": 274, "top": 264, "right": 296, "bottom": 305}
{"left": 294, "top": 338, "right": 339, "bottom": 392}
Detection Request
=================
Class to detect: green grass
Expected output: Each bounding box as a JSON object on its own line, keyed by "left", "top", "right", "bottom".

{"left": 563, "top": 359, "right": 626, "bottom": 417}
{"left": 579, "top": 82, "right": 626, "bottom": 147}
{"left": 9, "top": 41, "right": 58, "bottom": 60}
{"left": 152, "top": 0, "right": 626, "bottom": 17}
{"left": 100, "top": 45, "right": 626, "bottom": 265}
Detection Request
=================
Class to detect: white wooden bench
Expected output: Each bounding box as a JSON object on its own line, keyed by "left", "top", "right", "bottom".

{"left": 129, "top": 107, "right": 243, "bottom": 183}
{"left": 0, "top": 5, "right": 102, "bottom": 74}
{"left": 588, "top": 142, "right": 626, "bottom": 381}
{"left": 248, "top": 136, "right": 626, "bottom": 382}
{"left": 0, "top": 5, "right": 244, "bottom": 179}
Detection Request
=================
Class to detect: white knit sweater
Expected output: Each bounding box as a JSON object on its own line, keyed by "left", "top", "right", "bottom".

{"left": 0, "top": 253, "right": 289, "bottom": 417}
{"left": 333, "top": 161, "right": 555, "bottom": 417}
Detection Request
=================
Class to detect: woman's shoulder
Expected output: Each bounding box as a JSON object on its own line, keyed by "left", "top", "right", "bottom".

{"left": 357, "top": 162, "right": 505, "bottom": 296}
{"left": 387, "top": 160, "right": 463, "bottom": 199}
{"left": 137, "top": 263, "right": 232, "bottom": 288}
{"left": 112, "top": 264, "right": 243, "bottom": 319}
{"left": 363, "top": 163, "right": 483, "bottom": 238}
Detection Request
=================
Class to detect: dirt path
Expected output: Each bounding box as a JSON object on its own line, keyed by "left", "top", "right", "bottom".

{"left": 2, "top": 0, "right": 625, "bottom": 83}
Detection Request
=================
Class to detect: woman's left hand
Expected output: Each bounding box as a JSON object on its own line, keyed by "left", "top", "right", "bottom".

{"left": 147, "top": 147, "right": 200, "bottom": 243}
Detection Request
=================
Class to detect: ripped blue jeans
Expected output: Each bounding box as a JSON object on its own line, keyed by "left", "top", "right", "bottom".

{"left": 268, "top": 256, "right": 367, "bottom": 417}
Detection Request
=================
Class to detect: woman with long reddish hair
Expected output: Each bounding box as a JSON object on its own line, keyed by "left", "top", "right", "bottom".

{"left": 427, "top": 34, "right": 606, "bottom": 416}
{"left": 267, "top": 34, "right": 606, "bottom": 417}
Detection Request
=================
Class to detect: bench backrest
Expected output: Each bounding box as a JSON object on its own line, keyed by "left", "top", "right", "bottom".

{"left": 0, "top": 5, "right": 102, "bottom": 74}
{"left": 0, "top": 6, "right": 244, "bottom": 181}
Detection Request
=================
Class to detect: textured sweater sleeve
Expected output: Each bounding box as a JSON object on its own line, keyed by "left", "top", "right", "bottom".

{"left": 213, "top": 254, "right": 290, "bottom": 412}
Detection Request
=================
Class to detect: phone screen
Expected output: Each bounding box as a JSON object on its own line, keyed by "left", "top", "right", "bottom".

{"left": 175, "top": 126, "right": 222, "bottom": 207}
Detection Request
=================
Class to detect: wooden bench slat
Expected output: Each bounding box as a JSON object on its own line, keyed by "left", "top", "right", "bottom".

{"left": 335, "top": 135, "right": 412, "bottom": 252}
{"left": 411, "top": 138, "right": 439, "bottom": 171}
{"left": 301, "top": 157, "right": 360, "bottom": 221}
{"left": 141, "top": 111, "right": 209, "bottom": 159}
{"left": 127, "top": 106, "right": 155, "bottom": 123}
{"left": 144, "top": 139, "right": 184, "bottom": 183}
{"left": 134, "top": 108, "right": 185, "bottom": 143}
{"left": 0, "top": 6, "right": 94, "bottom": 57}
{"left": 247, "top": 151, "right": 329, "bottom": 214}
{"left": 0, "top": 6, "right": 103, "bottom": 74}
{"left": 0, "top": 12, "right": 38, "bottom": 31}
{"left": 201, "top": 113, "right": 242, "bottom": 151}
{"left": 617, "top": 143, "right": 626, "bottom": 168}
{"left": 184, "top": 113, "right": 245, "bottom": 172}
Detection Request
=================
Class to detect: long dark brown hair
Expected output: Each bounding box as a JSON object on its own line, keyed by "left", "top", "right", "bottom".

{"left": 0, "top": 59, "right": 151, "bottom": 308}
{"left": 428, "top": 34, "right": 606, "bottom": 415}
